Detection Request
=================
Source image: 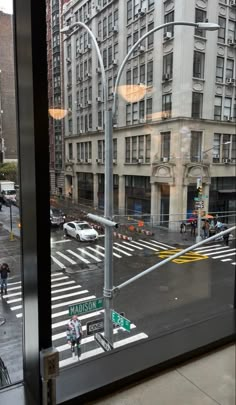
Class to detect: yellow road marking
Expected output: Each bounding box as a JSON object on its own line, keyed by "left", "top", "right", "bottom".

{"left": 158, "top": 249, "right": 208, "bottom": 264}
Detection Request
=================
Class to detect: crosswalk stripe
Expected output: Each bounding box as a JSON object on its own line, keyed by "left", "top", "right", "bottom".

{"left": 7, "top": 281, "right": 21, "bottom": 286}
{"left": 51, "top": 276, "right": 69, "bottom": 282}
{"left": 130, "top": 240, "right": 158, "bottom": 251}
{"left": 77, "top": 248, "right": 102, "bottom": 262}
{"left": 4, "top": 291, "right": 21, "bottom": 298}
{"left": 66, "top": 249, "right": 90, "bottom": 264}
{"left": 52, "top": 324, "right": 136, "bottom": 342}
{"left": 51, "top": 290, "right": 88, "bottom": 301}
{"left": 11, "top": 294, "right": 96, "bottom": 311}
{"left": 95, "top": 245, "right": 122, "bottom": 258}
{"left": 113, "top": 246, "right": 132, "bottom": 256}
{"left": 221, "top": 258, "right": 232, "bottom": 262}
{"left": 203, "top": 248, "right": 236, "bottom": 256}
{"left": 194, "top": 244, "right": 222, "bottom": 251}
{"left": 51, "top": 239, "right": 70, "bottom": 244}
{"left": 51, "top": 280, "right": 75, "bottom": 288}
{"left": 6, "top": 298, "right": 22, "bottom": 304}
{"left": 150, "top": 240, "right": 172, "bottom": 249}
{"left": 86, "top": 246, "right": 105, "bottom": 257}
{"left": 52, "top": 295, "right": 96, "bottom": 310}
{"left": 56, "top": 251, "right": 77, "bottom": 265}
{"left": 51, "top": 272, "right": 64, "bottom": 277}
{"left": 195, "top": 246, "right": 229, "bottom": 253}
{"left": 52, "top": 285, "right": 81, "bottom": 294}
{"left": 114, "top": 242, "right": 134, "bottom": 251}
{"left": 213, "top": 252, "right": 236, "bottom": 259}
{"left": 122, "top": 241, "right": 143, "bottom": 250}
{"left": 59, "top": 332, "right": 148, "bottom": 367}
{"left": 138, "top": 240, "right": 160, "bottom": 250}
{"left": 51, "top": 256, "right": 66, "bottom": 268}
{"left": 232, "top": 263, "right": 236, "bottom": 266}
{"left": 6, "top": 285, "right": 21, "bottom": 292}
{"left": 52, "top": 310, "right": 104, "bottom": 329}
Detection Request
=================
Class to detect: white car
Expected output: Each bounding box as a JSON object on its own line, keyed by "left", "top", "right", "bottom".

{"left": 63, "top": 221, "right": 98, "bottom": 241}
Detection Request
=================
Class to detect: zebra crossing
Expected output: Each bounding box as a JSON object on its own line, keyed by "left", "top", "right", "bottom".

{"left": 3, "top": 272, "right": 148, "bottom": 368}
{"left": 193, "top": 243, "right": 236, "bottom": 266}
{"left": 51, "top": 239, "right": 172, "bottom": 270}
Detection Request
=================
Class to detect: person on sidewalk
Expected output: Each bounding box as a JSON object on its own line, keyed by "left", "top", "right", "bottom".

{"left": 66, "top": 315, "right": 83, "bottom": 359}
{"left": 0, "top": 263, "right": 10, "bottom": 295}
{"left": 223, "top": 226, "right": 229, "bottom": 246}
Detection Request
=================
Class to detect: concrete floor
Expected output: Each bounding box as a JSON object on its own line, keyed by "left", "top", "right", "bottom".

{"left": 88, "top": 344, "right": 235, "bottom": 405}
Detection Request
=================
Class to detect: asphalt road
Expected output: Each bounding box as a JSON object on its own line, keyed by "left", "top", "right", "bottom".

{"left": 0, "top": 216, "right": 235, "bottom": 381}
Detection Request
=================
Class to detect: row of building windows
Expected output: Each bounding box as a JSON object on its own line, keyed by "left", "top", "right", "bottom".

{"left": 67, "top": 133, "right": 236, "bottom": 165}
{"left": 126, "top": 60, "right": 153, "bottom": 86}
{"left": 127, "top": 0, "right": 155, "bottom": 24}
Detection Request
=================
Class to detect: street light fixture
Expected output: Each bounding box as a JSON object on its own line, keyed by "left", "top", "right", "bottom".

{"left": 61, "top": 19, "right": 219, "bottom": 346}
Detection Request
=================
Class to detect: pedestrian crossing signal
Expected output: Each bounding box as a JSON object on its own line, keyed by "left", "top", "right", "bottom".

{"left": 197, "top": 186, "right": 202, "bottom": 194}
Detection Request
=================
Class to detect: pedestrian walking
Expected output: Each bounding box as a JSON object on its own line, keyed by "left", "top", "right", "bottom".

{"left": 0, "top": 263, "right": 10, "bottom": 295}
{"left": 202, "top": 220, "right": 210, "bottom": 239}
{"left": 180, "top": 222, "right": 186, "bottom": 234}
{"left": 191, "top": 220, "right": 197, "bottom": 236}
{"left": 66, "top": 315, "right": 83, "bottom": 359}
{"left": 223, "top": 226, "right": 229, "bottom": 246}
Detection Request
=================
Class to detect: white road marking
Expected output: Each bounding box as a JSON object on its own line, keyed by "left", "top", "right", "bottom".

{"left": 150, "top": 240, "right": 172, "bottom": 249}
{"left": 194, "top": 244, "right": 222, "bottom": 251}
{"left": 130, "top": 240, "right": 158, "bottom": 251}
{"left": 221, "top": 259, "right": 232, "bottom": 262}
{"left": 51, "top": 295, "right": 96, "bottom": 310}
{"left": 51, "top": 256, "right": 66, "bottom": 269}
{"left": 6, "top": 298, "right": 22, "bottom": 304}
{"left": 52, "top": 310, "right": 104, "bottom": 329}
{"left": 114, "top": 242, "right": 134, "bottom": 251}
{"left": 77, "top": 248, "right": 102, "bottom": 262}
{"left": 86, "top": 246, "right": 105, "bottom": 257}
{"left": 195, "top": 246, "right": 229, "bottom": 253}
{"left": 7, "top": 281, "right": 22, "bottom": 286}
{"left": 232, "top": 263, "right": 236, "bottom": 266}
{"left": 113, "top": 246, "right": 132, "bottom": 256}
{"left": 51, "top": 285, "right": 81, "bottom": 294}
{"left": 122, "top": 241, "right": 143, "bottom": 250}
{"left": 95, "top": 245, "right": 122, "bottom": 258}
{"left": 51, "top": 239, "right": 70, "bottom": 244}
{"left": 51, "top": 280, "right": 75, "bottom": 288}
{"left": 11, "top": 294, "right": 96, "bottom": 311}
{"left": 5, "top": 285, "right": 21, "bottom": 292}
{"left": 213, "top": 251, "right": 236, "bottom": 259}
{"left": 203, "top": 248, "right": 236, "bottom": 257}
{"left": 51, "top": 272, "right": 64, "bottom": 277}
{"left": 51, "top": 276, "right": 69, "bottom": 282}
{"left": 51, "top": 290, "right": 88, "bottom": 301}
{"left": 4, "top": 291, "right": 21, "bottom": 298}
{"left": 59, "top": 332, "right": 148, "bottom": 367}
{"left": 56, "top": 252, "right": 77, "bottom": 265}
{"left": 66, "top": 249, "right": 90, "bottom": 264}
{"left": 138, "top": 240, "right": 160, "bottom": 250}
{"left": 52, "top": 324, "right": 136, "bottom": 342}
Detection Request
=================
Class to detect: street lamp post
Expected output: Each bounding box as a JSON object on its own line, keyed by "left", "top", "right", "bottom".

{"left": 62, "top": 20, "right": 219, "bottom": 345}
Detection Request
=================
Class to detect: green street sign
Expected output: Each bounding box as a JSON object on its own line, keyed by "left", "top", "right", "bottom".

{"left": 111, "top": 310, "right": 131, "bottom": 332}
{"left": 69, "top": 298, "right": 103, "bottom": 316}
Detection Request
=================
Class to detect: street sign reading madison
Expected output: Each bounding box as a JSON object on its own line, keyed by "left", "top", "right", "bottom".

{"left": 69, "top": 298, "right": 103, "bottom": 316}
{"left": 111, "top": 310, "right": 131, "bottom": 332}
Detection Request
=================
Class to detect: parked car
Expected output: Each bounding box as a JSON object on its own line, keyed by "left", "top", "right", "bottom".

{"left": 50, "top": 207, "right": 66, "bottom": 226}
{"left": 63, "top": 221, "right": 98, "bottom": 241}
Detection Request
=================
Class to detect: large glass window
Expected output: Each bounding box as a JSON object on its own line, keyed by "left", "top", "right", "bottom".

{"left": 195, "top": 8, "right": 206, "bottom": 37}
{"left": 214, "top": 96, "right": 222, "bottom": 120}
{"left": 218, "top": 17, "right": 226, "bottom": 43}
{"left": 163, "top": 53, "right": 173, "bottom": 79}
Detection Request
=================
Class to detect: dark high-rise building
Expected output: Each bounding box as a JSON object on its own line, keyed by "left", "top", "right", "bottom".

{"left": 46, "top": 0, "right": 66, "bottom": 196}
{"left": 0, "top": 11, "right": 17, "bottom": 161}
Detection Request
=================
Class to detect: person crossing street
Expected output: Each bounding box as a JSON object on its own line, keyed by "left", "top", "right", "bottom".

{"left": 66, "top": 315, "right": 83, "bottom": 359}
{"left": 0, "top": 263, "right": 10, "bottom": 296}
